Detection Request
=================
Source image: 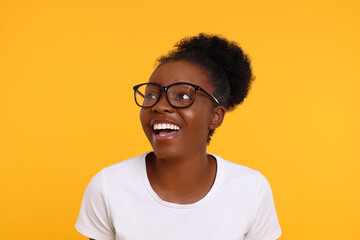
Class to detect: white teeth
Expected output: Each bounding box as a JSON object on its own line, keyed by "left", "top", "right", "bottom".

{"left": 153, "top": 123, "right": 180, "bottom": 131}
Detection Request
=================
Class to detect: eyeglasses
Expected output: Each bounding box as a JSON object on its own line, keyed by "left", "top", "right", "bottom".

{"left": 133, "top": 82, "right": 220, "bottom": 108}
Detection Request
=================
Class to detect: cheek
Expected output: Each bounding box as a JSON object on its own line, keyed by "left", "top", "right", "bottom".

{"left": 139, "top": 109, "right": 144, "bottom": 125}
{"left": 182, "top": 107, "right": 213, "bottom": 134}
{"left": 139, "top": 109, "right": 150, "bottom": 133}
{"left": 139, "top": 108, "right": 144, "bottom": 122}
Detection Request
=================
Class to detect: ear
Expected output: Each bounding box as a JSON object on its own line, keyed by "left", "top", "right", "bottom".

{"left": 209, "top": 106, "right": 226, "bottom": 130}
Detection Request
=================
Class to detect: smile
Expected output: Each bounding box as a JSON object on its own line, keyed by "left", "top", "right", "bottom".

{"left": 152, "top": 122, "right": 180, "bottom": 139}
{"left": 153, "top": 123, "right": 180, "bottom": 131}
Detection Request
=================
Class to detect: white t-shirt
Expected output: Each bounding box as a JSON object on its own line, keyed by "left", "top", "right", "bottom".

{"left": 75, "top": 153, "right": 281, "bottom": 240}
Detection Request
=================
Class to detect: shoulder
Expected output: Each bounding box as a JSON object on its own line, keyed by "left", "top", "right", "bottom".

{"left": 88, "top": 153, "right": 147, "bottom": 189}
{"left": 213, "top": 155, "right": 281, "bottom": 239}
{"left": 102, "top": 153, "right": 145, "bottom": 174}
{"left": 214, "top": 154, "right": 260, "bottom": 181}
{"left": 213, "top": 154, "right": 272, "bottom": 194}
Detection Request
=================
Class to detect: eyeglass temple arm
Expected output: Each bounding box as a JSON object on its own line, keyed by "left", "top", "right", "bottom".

{"left": 200, "top": 88, "right": 220, "bottom": 105}
{"left": 210, "top": 95, "right": 220, "bottom": 105}
{"left": 136, "top": 91, "right": 145, "bottom": 98}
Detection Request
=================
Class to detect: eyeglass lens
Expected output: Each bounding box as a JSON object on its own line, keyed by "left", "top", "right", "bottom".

{"left": 135, "top": 84, "right": 196, "bottom": 107}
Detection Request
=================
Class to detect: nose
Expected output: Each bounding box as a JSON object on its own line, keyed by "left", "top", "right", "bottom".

{"left": 152, "top": 92, "right": 174, "bottom": 113}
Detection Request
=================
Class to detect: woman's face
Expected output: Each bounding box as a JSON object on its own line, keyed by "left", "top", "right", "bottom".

{"left": 140, "top": 60, "right": 222, "bottom": 160}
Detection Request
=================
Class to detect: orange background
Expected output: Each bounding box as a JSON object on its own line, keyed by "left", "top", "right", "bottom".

{"left": 1, "top": 0, "right": 359, "bottom": 239}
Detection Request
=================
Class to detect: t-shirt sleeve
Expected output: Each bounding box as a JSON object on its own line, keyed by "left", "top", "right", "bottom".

{"left": 244, "top": 171, "right": 282, "bottom": 240}
{"left": 75, "top": 170, "right": 115, "bottom": 240}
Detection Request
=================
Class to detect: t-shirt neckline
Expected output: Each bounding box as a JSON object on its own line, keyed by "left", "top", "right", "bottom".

{"left": 141, "top": 152, "right": 223, "bottom": 209}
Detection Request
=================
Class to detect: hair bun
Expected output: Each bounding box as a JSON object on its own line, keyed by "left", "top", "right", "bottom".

{"left": 157, "top": 33, "right": 254, "bottom": 111}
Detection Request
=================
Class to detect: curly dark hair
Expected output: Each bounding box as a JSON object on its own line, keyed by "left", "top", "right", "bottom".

{"left": 157, "top": 33, "right": 254, "bottom": 111}
{"left": 156, "top": 33, "right": 254, "bottom": 142}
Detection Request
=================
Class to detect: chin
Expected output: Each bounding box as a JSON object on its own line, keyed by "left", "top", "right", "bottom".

{"left": 151, "top": 145, "right": 181, "bottom": 160}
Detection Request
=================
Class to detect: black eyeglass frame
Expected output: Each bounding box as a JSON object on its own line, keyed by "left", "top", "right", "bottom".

{"left": 133, "top": 82, "right": 220, "bottom": 108}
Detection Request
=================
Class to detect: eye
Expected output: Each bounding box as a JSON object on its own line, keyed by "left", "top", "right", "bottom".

{"left": 177, "top": 93, "right": 191, "bottom": 100}
{"left": 145, "top": 92, "right": 157, "bottom": 99}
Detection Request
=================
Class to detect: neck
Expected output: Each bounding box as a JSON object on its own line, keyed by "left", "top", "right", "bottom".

{"left": 146, "top": 150, "right": 217, "bottom": 204}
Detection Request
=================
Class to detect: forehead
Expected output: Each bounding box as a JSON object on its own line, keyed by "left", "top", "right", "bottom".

{"left": 149, "top": 60, "right": 213, "bottom": 90}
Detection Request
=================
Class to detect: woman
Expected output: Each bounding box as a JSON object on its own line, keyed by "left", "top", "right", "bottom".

{"left": 76, "top": 33, "right": 281, "bottom": 240}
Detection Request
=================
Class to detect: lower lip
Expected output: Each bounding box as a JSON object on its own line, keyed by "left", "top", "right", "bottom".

{"left": 154, "top": 130, "right": 180, "bottom": 141}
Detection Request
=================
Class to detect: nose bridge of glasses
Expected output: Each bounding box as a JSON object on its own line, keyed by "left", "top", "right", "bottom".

{"left": 154, "top": 85, "right": 173, "bottom": 109}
